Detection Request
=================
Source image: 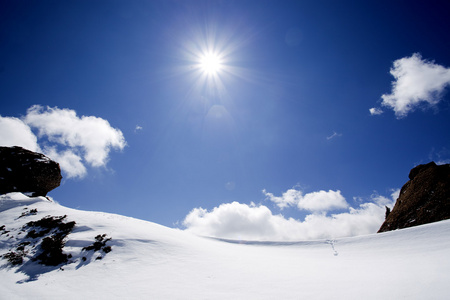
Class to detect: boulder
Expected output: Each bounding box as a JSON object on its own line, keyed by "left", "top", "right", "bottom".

{"left": 0, "top": 146, "right": 62, "bottom": 196}
{"left": 378, "top": 162, "right": 450, "bottom": 233}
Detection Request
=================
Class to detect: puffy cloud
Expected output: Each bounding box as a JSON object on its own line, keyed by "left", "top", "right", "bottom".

{"left": 380, "top": 53, "right": 450, "bottom": 118}
{"left": 262, "top": 188, "right": 301, "bottom": 209}
{"left": 184, "top": 191, "right": 397, "bottom": 241}
{"left": 24, "top": 105, "right": 126, "bottom": 167}
{"left": 263, "top": 188, "right": 348, "bottom": 212}
{"left": 0, "top": 116, "right": 40, "bottom": 152}
{"left": 0, "top": 106, "right": 126, "bottom": 179}
{"left": 43, "top": 147, "right": 86, "bottom": 179}
{"left": 298, "top": 190, "right": 348, "bottom": 212}
{"left": 184, "top": 202, "right": 281, "bottom": 240}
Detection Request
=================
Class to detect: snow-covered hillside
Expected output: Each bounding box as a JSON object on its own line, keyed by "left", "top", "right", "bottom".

{"left": 1, "top": 193, "right": 449, "bottom": 299}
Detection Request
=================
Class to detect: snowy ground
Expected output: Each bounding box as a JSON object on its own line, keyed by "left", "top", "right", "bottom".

{"left": 1, "top": 193, "right": 449, "bottom": 299}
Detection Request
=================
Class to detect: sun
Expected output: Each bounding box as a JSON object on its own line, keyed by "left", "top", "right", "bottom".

{"left": 199, "top": 52, "right": 223, "bottom": 76}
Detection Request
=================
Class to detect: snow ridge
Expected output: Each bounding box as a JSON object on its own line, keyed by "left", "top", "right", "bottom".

{"left": 1, "top": 193, "right": 450, "bottom": 299}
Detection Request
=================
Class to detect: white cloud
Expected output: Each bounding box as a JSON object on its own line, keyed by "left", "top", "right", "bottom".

{"left": 369, "top": 107, "right": 384, "bottom": 116}
{"left": 0, "top": 116, "right": 40, "bottom": 152}
{"left": 44, "top": 147, "right": 86, "bottom": 179}
{"left": 380, "top": 53, "right": 450, "bottom": 118}
{"left": 0, "top": 106, "right": 126, "bottom": 179}
{"left": 184, "top": 202, "right": 280, "bottom": 240}
{"left": 436, "top": 159, "right": 450, "bottom": 165}
{"left": 298, "top": 190, "right": 348, "bottom": 212}
{"left": 135, "top": 125, "right": 143, "bottom": 133}
{"left": 326, "top": 131, "right": 342, "bottom": 140}
{"left": 262, "top": 188, "right": 301, "bottom": 209}
{"left": 24, "top": 105, "right": 126, "bottom": 167}
{"left": 263, "top": 188, "right": 348, "bottom": 212}
{"left": 183, "top": 191, "right": 397, "bottom": 241}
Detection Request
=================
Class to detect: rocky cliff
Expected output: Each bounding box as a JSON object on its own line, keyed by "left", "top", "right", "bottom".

{"left": 378, "top": 162, "right": 450, "bottom": 233}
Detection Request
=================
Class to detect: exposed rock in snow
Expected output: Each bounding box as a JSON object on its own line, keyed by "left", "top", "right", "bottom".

{"left": 0, "top": 146, "right": 62, "bottom": 196}
{"left": 378, "top": 162, "right": 450, "bottom": 232}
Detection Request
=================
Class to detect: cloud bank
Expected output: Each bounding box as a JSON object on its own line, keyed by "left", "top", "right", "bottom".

{"left": 371, "top": 53, "right": 450, "bottom": 118}
{"left": 0, "top": 105, "right": 126, "bottom": 178}
{"left": 184, "top": 189, "right": 398, "bottom": 241}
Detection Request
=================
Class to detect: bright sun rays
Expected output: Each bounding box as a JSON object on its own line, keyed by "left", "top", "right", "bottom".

{"left": 199, "top": 52, "right": 223, "bottom": 76}
{"left": 176, "top": 17, "right": 255, "bottom": 99}
{"left": 178, "top": 26, "right": 235, "bottom": 94}
{"left": 188, "top": 47, "right": 228, "bottom": 96}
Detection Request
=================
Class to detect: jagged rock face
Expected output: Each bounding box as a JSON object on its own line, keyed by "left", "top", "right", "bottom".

{"left": 378, "top": 162, "right": 450, "bottom": 233}
{"left": 0, "top": 146, "right": 62, "bottom": 196}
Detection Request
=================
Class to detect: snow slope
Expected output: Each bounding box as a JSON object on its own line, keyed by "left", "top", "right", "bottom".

{"left": 1, "top": 193, "right": 449, "bottom": 299}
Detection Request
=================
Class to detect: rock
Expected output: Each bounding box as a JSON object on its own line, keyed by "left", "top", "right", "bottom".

{"left": 0, "top": 146, "right": 62, "bottom": 196}
{"left": 378, "top": 162, "right": 450, "bottom": 233}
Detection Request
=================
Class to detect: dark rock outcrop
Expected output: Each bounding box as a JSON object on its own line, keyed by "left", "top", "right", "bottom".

{"left": 0, "top": 146, "right": 62, "bottom": 196}
{"left": 378, "top": 162, "right": 450, "bottom": 233}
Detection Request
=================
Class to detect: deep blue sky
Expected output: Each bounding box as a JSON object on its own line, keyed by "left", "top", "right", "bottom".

{"left": 1, "top": 0, "right": 450, "bottom": 231}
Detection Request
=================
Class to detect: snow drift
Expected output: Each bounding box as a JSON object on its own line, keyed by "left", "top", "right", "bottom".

{"left": 1, "top": 193, "right": 449, "bottom": 299}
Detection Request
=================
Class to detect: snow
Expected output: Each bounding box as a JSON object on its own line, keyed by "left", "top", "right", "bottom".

{"left": 1, "top": 193, "right": 449, "bottom": 299}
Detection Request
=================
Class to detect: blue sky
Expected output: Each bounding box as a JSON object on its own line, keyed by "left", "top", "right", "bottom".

{"left": 1, "top": 0, "right": 450, "bottom": 240}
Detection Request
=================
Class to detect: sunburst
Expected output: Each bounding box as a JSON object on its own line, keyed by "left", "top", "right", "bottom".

{"left": 199, "top": 52, "right": 223, "bottom": 76}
